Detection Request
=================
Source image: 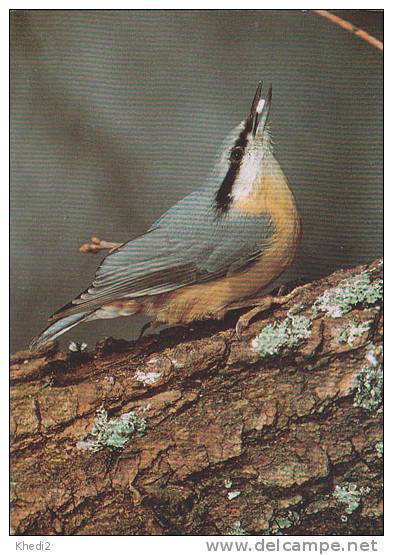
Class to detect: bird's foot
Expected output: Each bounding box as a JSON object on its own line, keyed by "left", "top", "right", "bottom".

{"left": 233, "top": 284, "right": 309, "bottom": 339}
{"left": 235, "top": 298, "right": 275, "bottom": 339}
{"left": 79, "top": 236, "right": 123, "bottom": 254}
{"left": 138, "top": 320, "right": 160, "bottom": 340}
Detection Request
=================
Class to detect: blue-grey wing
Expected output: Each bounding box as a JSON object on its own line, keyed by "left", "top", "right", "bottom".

{"left": 67, "top": 187, "right": 274, "bottom": 310}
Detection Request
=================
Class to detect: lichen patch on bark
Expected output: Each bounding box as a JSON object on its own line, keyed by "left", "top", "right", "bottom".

{"left": 11, "top": 259, "right": 383, "bottom": 535}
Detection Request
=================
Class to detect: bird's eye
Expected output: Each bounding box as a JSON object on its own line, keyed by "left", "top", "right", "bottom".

{"left": 230, "top": 147, "right": 244, "bottom": 162}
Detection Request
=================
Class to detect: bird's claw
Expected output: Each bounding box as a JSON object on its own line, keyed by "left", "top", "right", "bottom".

{"left": 235, "top": 316, "right": 247, "bottom": 339}
{"left": 138, "top": 321, "right": 152, "bottom": 340}
{"left": 233, "top": 284, "right": 310, "bottom": 340}
{"left": 235, "top": 301, "right": 272, "bottom": 339}
{"left": 138, "top": 320, "right": 160, "bottom": 340}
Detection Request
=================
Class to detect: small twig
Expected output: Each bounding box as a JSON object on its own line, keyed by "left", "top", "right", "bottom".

{"left": 79, "top": 236, "right": 123, "bottom": 254}
{"left": 314, "top": 10, "right": 383, "bottom": 51}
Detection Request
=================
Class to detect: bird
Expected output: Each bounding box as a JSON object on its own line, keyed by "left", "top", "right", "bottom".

{"left": 30, "top": 81, "right": 301, "bottom": 350}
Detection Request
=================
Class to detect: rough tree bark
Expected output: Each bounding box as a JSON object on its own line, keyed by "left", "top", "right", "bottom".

{"left": 11, "top": 259, "right": 383, "bottom": 536}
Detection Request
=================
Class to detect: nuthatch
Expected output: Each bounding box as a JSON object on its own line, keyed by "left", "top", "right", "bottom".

{"left": 31, "top": 82, "right": 301, "bottom": 349}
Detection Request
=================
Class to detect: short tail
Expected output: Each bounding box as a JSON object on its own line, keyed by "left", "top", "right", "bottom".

{"left": 30, "top": 311, "right": 94, "bottom": 351}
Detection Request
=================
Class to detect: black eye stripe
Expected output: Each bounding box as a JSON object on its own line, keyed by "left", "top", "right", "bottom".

{"left": 230, "top": 146, "right": 244, "bottom": 162}
{"left": 214, "top": 165, "right": 238, "bottom": 215}
{"left": 214, "top": 118, "right": 252, "bottom": 215}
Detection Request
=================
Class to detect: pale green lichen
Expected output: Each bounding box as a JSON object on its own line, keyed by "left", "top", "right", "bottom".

{"left": 270, "top": 511, "right": 300, "bottom": 534}
{"left": 313, "top": 272, "right": 382, "bottom": 318}
{"left": 252, "top": 314, "right": 311, "bottom": 357}
{"left": 134, "top": 369, "right": 161, "bottom": 385}
{"left": 333, "top": 483, "right": 370, "bottom": 516}
{"left": 354, "top": 346, "right": 383, "bottom": 411}
{"left": 229, "top": 521, "right": 247, "bottom": 535}
{"left": 274, "top": 517, "right": 292, "bottom": 530}
{"left": 223, "top": 478, "right": 233, "bottom": 489}
{"left": 375, "top": 442, "right": 383, "bottom": 458}
{"left": 77, "top": 407, "right": 147, "bottom": 452}
{"left": 338, "top": 320, "right": 372, "bottom": 345}
{"left": 69, "top": 341, "right": 88, "bottom": 352}
{"left": 227, "top": 490, "right": 241, "bottom": 500}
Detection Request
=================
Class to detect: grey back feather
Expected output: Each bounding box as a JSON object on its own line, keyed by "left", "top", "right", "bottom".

{"left": 69, "top": 184, "right": 273, "bottom": 310}
{"left": 60, "top": 126, "right": 275, "bottom": 314}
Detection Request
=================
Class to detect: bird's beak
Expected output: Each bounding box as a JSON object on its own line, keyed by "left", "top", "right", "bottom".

{"left": 249, "top": 81, "right": 272, "bottom": 137}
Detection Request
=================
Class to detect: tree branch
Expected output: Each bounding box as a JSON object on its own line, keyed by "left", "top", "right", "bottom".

{"left": 11, "top": 259, "right": 383, "bottom": 535}
{"left": 79, "top": 236, "right": 124, "bottom": 254}
{"left": 313, "top": 10, "right": 383, "bottom": 51}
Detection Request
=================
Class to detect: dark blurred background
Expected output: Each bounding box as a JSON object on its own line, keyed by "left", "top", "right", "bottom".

{"left": 10, "top": 10, "right": 383, "bottom": 352}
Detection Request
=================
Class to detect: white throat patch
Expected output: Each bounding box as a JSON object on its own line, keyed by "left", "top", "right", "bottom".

{"left": 231, "top": 151, "right": 264, "bottom": 203}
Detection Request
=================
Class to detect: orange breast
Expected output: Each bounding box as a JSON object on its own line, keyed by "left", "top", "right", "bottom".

{"left": 144, "top": 157, "right": 300, "bottom": 325}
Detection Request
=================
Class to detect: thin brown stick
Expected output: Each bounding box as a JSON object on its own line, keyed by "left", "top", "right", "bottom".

{"left": 314, "top": 9, "right": 383, "bottom": 51}
{"left": 79, "top": 236, "right": 123, "bottom": 254}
